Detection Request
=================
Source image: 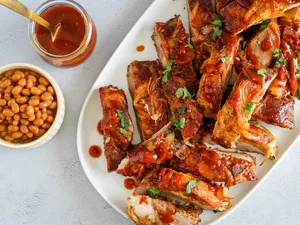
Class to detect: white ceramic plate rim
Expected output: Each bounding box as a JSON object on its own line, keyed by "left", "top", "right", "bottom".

{"left": 77, "top": 0, "right": 300, "bottom": 224}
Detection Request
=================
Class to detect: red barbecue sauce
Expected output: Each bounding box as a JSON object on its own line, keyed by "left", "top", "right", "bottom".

{"left": 124, "top": 178, "right": 136, "bottom": 190}
{"left": 36, "top": 5, "right": 85, "bottom": 55}
{"left": 88, "top": 145, "right": 102, "bottom": 158}
{"left": 136, "top": 45, "right": 145, "bottom": 52}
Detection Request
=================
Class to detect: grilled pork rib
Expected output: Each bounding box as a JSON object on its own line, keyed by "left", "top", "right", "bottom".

{"left": 169, "top": 147, "right": 257, "bottom": 187}
{"left": 152, "top": 16, "right": 198, "bottom": 93}
{"left": 197, "top": 31, "right": 241, "bottom": 119}
{"left": 212, "top": 67, "right": 277, "bottom": 148}
{"left": 221, "top": 0, "right": 300, "bottom": 34}
{"left": 99, "top": 86, "right": 134, "bottom": 172}
{"left": 135, "top": 167, "right": 231, "bottom": 211}
{"left": 127, "top": 60, "right": 169, "bottom": 140}
{"left": 128, "top": 195, "right": 202, "bottom": 225}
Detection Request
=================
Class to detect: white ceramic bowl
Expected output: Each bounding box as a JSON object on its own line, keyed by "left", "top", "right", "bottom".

{"left": 0, "top": 63, "right": 65, "bottom": 149}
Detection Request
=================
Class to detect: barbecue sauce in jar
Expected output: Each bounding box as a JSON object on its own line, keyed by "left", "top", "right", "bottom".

{"left": 29, "top": 0, "right": 97, "bottom": 67}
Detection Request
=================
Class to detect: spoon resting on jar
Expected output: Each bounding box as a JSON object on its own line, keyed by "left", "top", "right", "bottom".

{"left": 0, "top": 0, "right": 61, "bottom": 42}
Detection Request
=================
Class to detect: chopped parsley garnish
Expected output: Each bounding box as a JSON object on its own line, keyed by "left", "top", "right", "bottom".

{"left": 297, "top": 88, "right": 300, "bottom": 100}
{"left": 149, "top": 187, "right": 160, "bottom": 198}
{"left": 176, "top": 87, "right": 192, "bottom": 99}
{"left": 245, "top": 102, "right": 258, "bottom": 113}
{"left": 186, "top": 178, "right": 199, "bottom": 194}
{"left": 257, "top": 68, "right": 267, "bottom": 76}
{"left": 121, "top": 117, "right": 130, "bottom": 128}
{"left": 178, "top": 107, "right": 186, "bottom": 115}
{"left": 276, "top": 57, "right": 285, "bottom": 66}
{"left": 294, "top": 58, "right": 300, "bottom": 71}
{"left": 188, "top": 43, "right": 194, "bottom": 49}
{"left": 273, "top": 48, "right": 279, "bottom": 58}
{"left": 260, "top": 19, "right": 270, "bottom": 30}
{"left": 212, "top": 27, "right": 222, "bottom": 41}
{"left": 174, "top": 38, "right": 182, "bottom": 43}
{"left": 123, "top": 100, "right": 127, "bottom": 105}
{"left": 210, "top": 13, "right": 223, "bottom": 27}
{"left": 173, "top": 117, "right": 186, "bottom": 130}
{"left": 162, "top": 60, "right": 173, "bottom": 82}
{"left": 220, "top": 56, "right": 229, "bottom": 64}
{"left": 117, "top": 110, "right": 124, "bottom": 117}
{"left": 119, "top": 128, "right": 127, "bottom": 135}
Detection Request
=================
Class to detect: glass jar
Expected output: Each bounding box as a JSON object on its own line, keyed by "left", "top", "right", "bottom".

{"left": 28, "top": 0, "right": 97, "bottom": 68}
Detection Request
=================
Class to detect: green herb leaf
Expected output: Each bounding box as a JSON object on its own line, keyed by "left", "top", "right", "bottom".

{"left": 296, "top": 73, "right": 300, "bottom": 78}
{"left": 117, "top": 110, "right": 124, "bottom": 117}
{"left": 293, "top": 58, "right": 300, "bottom": 71}
{"left": 178, "top": 107, "right": 186, "bottom": 115}
{"left": 162, "top": 60, "right": 173, "bottom": 82}
{"left": 188, "top": 43, "right": 194, "bottom": 49}
{"left": 276, "top": 57, "right": 285, "bottom": 66}
{"left": 212, "top": 27, "right": 222, "bottom": 41}
{"left": 297, "top": 88, "right": 300, "bottom": 100}
{"left": 186, "top": 178, "right": 199, "bottom": 194}
{"left": 257, "top": 68, "right": 267, "bottom": 76}
{"left": 260, "top": 19, "right": 270, "bottom": 30}
{"left": 173, "top": 117, "right": 186, "bottom": 130}
{"left": 121, "top": 117, "right": 130, "bottom": 128}
{"left": 176, "top": 87, "right": 192, "bottom": 99}
{"left": 174, "top": 38, "right": 182, "bottom": 43}
{"left": 123, "top": 100, "right": 127, "bottom": 105}
{"left": 245, "top": 102, "right": 258, "bottom": 113}
{"left": 273, "top": 48, "right": 279, "bottom": 58}
{"left": 213, "top": 210, "right": 221, "bottom": 213}
{"left": 210, "top": 13, "right": 223, "bottom": 27}
{"left": 220, "top": 56, "right": 229, "bottom": 64}
{"left": 119, "top": 128, "right": 127, "bottom": 135}
{"left": 149, "top": 187, "right": 160, "bottom": 198}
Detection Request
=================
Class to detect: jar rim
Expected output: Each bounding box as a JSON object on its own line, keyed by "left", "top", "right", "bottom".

{"left": 28, "top": 0, "right": 92, "bottom": 58}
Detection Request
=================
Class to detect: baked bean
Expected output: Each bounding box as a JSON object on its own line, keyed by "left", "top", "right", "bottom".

{"left": 41, "top": 92, "right": 53, "bottom": 101}
{"left": 0, "top": 124, "right": 6, "bottom": 131}
{"left": 0, "top": 113, "right": 5, "bottom": 120}
{"left": 27, "top": 75, "right": 37, "bottom": 82}
{"left": 29, "top": 125, "right": 39, "bottom": 135}
{"left": 33, "top": 118, "right": 43, "bottom": 127}
{"left": 26, "top": 106, "right": 34, "bottom": 117}
{"left": 21, "top": 88, "right": 31, "bottom": 96}
{"left": 41, "top": 108, "right": 47, "bottom": 113}
{"left": 4, "top": 94, "right": 11, "bottom": 101}
{"left": 39, "top": 101, "right": 51, "bottom": 109}
{"left": 13, "top": 114, "right": 20, "bottom": 121}
{"left": 0, "top": 88, "right": 4, "bottom": 94}
{"left": 20, "top": 124, "right": 29, "bottom": 134}
{"left": 12, "top": 131, "right": 23, "bottom": 139}
{"left": 7, "top": 99, "right": 15, "bottom": 107}
{"left": 20, "top": 104, "right": 28, "bottom": 113}
{"left": 12, "top": 86, "right": 22, "bottom": 95}
{"left": 46, "top": 115, "right": 54, "bottom": 123}
{"left": 12, "top": 120, "right": 19, "bottom": 126}
{"left": 3, "top": 109, "right": 14, "bottom": 117}
{"left": 11, "top": 73, "right": 21, "bottom": 82}
{"left": 49, "top": 101, "right": 57, "bottom": 110}
{"left": 16, "top": 96, "right": 28, "bottom": 104}
{"left": 31, "top": 87, "right": 42, "bottom": 95}
{"left": 18, "top": 78, "right": 26, "bottom": 87}
{"left": 41, "top": 113, "right": 48, "bottom": 121}
{"left": 41, "top": 123, "right": 51, "bottom": 129}
{"left": 47, "top": 86, "right": 55, "bottom": 95}
{"left": 15, "top": 70, "right": 25, "bottom": 78}
{"left": 6, "top": 116, "right": 12, "bottom": 122}
{"left": 4, "top": 85, "right": 13, "bottom": 95}
{"left": 20, "top": 118, "right": 29, "bottom": 126}
{"left": 4, "top": 135, "right": 14, "bottom": 141}
{"left": 22, "top": 135, "right": 28, "bottom": 141}
{"left": 8, "top": 125, "right": 19, "bottom": 132}
{"left": 27, "top": 132, "right": 33, "bottom": 138}
{"left": 1, "top": 79, "right": 11, "bottom": 88}
{"left": 26, "top": 79, "right": 33, "bottom": 89}
{"left": 5, "top": 70, "right": 14, "bottom": 77}
{"left": 11, "top": 103, "right": 19, "bottom": 114}
{"left": 37, "top": 129, "right": 46, "bottom": 137}
{"left": 21, "top": 113, "right": 29, "bottom": 119}
{"left": 38, "top": 85, "right": 46, "bottom": 92}
{"left": 39, "top": 77, "right": 50, "bottom": 86}
{"left": 35, "top": 110, "right": 41, "bottom": 118}
{"left": 0, "top": 99, "right": 6, "bottom": 106}
{"left": 28, "top": 99, "right": 39, "bottom": 106}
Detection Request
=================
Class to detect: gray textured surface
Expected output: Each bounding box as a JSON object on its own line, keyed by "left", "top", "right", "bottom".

{"left": 0, "top": 0, "right": 299, "bottom": 225}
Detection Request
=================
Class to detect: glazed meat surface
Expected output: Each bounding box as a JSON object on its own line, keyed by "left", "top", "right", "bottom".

{"left": 212, "top": 67, "right": 277, "bottom": 148}
{"left": 169, "top": 147, "right": 257, "bottom": 187}
{"left": 99, "top": 86, "right": 134, "bottom": 172}
{"left": 128, "top": 195, "right": 202, "bottom": 225}
{"left": 127, "top": 60, "right": 169, "bottom": 140}
{"left": 152, "top": 16, "right": 198, "bottom": 93}
{"left": 197, "top": 31, "right": 241, "bottom": 118}
{"left": 135, "top": 167, "right": 231, "bottom": 211}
